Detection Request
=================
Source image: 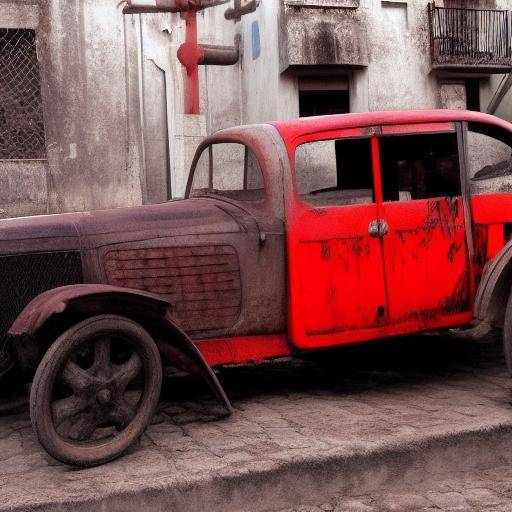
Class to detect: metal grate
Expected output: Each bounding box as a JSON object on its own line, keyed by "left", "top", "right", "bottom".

{"left": 0, "top": 251, "right": 83, "bottom": 341}
{"left": 0, "top": 28, "right": 46, "bottom": 160}
{"left": 429, "top": 4, "right": 512, "bottom": 69}
{"left": 105, "top": 245, "right": 242, "bottom": 333}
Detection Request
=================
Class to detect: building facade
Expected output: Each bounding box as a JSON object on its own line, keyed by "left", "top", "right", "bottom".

{"left": 1, "top": 0, "right": 512, "bottom": 218}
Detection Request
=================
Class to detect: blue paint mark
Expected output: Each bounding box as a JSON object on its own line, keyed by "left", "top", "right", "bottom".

{"left": 252, "top": 21, "right": 260, "bottom": 60}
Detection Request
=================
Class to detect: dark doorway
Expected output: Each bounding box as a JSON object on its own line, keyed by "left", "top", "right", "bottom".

{"left": 465, "top": 78, "right": 481, "bottom": 111}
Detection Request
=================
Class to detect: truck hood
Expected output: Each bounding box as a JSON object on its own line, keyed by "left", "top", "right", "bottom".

{"left": 0, "top": 198, "right": 241, "bottom": 255}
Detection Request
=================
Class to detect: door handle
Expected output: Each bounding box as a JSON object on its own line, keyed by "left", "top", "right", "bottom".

{"left": 368, "top": 219, "right": 389, "bottom": 238}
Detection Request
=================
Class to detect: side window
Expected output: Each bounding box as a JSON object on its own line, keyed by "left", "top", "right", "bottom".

{"left": 294, "top": 138, "right": 374, "bottom": 207}
{"left": 188, "top": 143, "right": 265, "bottom": 201}
{"left": 467, "top": 125, "right": 512, "bottom": 195}
{"left": 379, "top": 132, "right": 461, "bottom": 202}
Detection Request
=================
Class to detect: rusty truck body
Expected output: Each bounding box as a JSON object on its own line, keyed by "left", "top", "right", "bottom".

{"left": 2, "top": 110, "right": 512, "bottom": 466}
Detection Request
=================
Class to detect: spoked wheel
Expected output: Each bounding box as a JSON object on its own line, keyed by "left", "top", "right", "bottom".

{"left": 30, "top": 315, "right": 162, "bottom": 467}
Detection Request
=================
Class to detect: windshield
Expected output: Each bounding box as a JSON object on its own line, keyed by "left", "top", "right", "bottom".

{"left": 188, "top": 142, "right": 265, "bottom": 202}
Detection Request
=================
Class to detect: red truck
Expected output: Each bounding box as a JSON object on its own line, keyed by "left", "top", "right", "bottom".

{"left": 1, "top": 109, "right": 512, "bottom": 466}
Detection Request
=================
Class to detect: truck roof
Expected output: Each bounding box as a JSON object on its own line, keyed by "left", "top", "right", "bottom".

{"left": 268, "top": 109, "right": 512, "bottom": 145}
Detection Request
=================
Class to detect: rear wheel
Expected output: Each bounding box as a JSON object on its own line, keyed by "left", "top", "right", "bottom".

{"left": 30, "top": 314, "right": 162, "bottom": 467}
{"left": 503, "top": 291, "right": 512, "bottom": 374}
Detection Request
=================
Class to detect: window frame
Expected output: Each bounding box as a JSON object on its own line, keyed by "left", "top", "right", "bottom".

{"left": 377, "top": 124, "right": 462, "bottom": 203}
{"left": 185, "top": 140, "right": 267, "bottom": 205}
{"left": 291, "top": 127, "right": 376, "bottom": 210}
{"left": 466, "top": 122, "right": 512, "bottom": 196}
{"left": 291, "top": 122, "right": 460, "bottom": 210}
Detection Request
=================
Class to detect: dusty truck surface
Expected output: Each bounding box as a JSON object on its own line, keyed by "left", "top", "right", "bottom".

{"left": 2, "top": 109, "right": 512, "bottom": 467}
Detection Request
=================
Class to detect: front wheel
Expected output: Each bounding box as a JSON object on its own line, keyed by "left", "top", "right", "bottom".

{"left": 30, "top": 314, "right": 162, "bottom": 467}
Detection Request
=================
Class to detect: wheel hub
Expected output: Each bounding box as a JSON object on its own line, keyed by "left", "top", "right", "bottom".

{"left": 96, "top": 388, "right": 112, "bottom": 405}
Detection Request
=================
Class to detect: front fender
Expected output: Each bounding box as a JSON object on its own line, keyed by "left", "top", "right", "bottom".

{"left": 475, "top": 239, "right": 512, "bottom": 327}
{"left": 7, "top": 284, "right": 232, "bottom": 413}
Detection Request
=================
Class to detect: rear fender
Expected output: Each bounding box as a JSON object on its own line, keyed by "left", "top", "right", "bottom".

{"left": 475, "top": 240, "right": 512, "bottom": 328}
{"left": 7, "top": 284, "right": 232, "bottom": 413}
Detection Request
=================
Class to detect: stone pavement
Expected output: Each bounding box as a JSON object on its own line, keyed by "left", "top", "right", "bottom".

{"left": 276, "top": 461, "right": 512, "bottom": 512}
{"left": 1, "top": 335, "right": 512, "bottom": 511}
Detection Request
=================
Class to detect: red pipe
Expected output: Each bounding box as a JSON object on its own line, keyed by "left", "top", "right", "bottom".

{"left": 179, "top": 11, "right": 201, "bottom": 114}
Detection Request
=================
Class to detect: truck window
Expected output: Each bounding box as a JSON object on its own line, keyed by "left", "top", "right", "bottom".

{"left": 468, "top": 125, "right": 512, "bottom": 195}
{"left": 294, "top": 138, "right": 374, "bottom": 207}
{"left": 379, "top": 132, "right": 461, "bottom": 202}
{"left": 188, "top": 143, "right": 265, "bottom": 201}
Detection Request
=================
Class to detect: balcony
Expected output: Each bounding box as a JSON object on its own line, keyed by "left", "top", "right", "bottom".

{"left": 428, "top": 3, "right": 512, "bottom": 73}
{"left": 279, "top": 2, "right": 368, "bottom": 73}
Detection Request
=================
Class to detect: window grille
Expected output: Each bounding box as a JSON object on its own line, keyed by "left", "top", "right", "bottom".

{"left": 0, "top": 29, "right": 46, "bottom": 160}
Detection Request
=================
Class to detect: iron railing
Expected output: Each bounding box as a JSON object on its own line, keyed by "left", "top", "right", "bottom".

{"left": 428, "top": 3, "right": 512, "bottom": 70}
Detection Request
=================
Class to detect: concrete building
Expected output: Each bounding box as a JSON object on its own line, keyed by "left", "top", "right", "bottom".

{"left": 1, "top": 0, "right": 512, "bottom": 218}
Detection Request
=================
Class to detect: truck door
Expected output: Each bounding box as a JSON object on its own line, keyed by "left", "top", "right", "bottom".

{"left": 287, "top": 128, "right": 388, "bottom": 349}
{"left": 377, "top": 123, "right": 473, "bottom": 331}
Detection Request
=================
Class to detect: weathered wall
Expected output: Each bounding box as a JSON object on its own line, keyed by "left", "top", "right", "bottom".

{"left": 0, "top": 0, "right": 145, "bottom": 217}
{"left": 0, "top": 0, "right": 47, "bottom": 218}
{"left": 3, "top": 0, "right": 512, "bottom": 218}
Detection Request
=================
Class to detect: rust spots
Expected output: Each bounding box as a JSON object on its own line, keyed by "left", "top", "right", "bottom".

{"left": 352, "top": 240, "right": 363, "bottom": 257}
{"left": 309, "top": 208, "right": 328, "bottom": 216}
{"left": 472, "top": 224, "right": 489, "bottom": 287}
{"left": 395, "top": 199, "right": 462, "bottom": 248}
{"left": 422, "top": 198, "right": 460, "bottom": 239}
{"left": 448, "top": 242, "right": 462, "bottom": 264}
{"left": 374, "top": 305, "right": 386, "bottom": 323}
{"left": 440, "top": 271, "right": 470, "bottom": 315}
{"left": 326, "top": 282, "right": 336, "bottom": 305}
{"left": 321, "top": 241, "right": 331, "bottom": 260}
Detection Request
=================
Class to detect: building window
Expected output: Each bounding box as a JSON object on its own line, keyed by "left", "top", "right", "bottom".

{"left": 298, "top": 77, "right": 350, "bottom": 117}
{"left": 465, "top": 78, "right": 481, "bottom": 111}
{"left": 0, "top": 29, "right": 46, "bottom": 160}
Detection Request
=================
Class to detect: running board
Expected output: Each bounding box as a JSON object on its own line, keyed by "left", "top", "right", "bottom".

{"left": 449, "top": 321, "right": 493, "bottom": 341}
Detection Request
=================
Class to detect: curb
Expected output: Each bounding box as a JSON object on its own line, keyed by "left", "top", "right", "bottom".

{"left": 8, "top": 421, "right": 512, "bottom": 512}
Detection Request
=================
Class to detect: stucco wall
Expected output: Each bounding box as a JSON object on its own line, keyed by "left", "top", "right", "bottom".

{"left": 2, "top": 0, "right": 512, "bottom": 217}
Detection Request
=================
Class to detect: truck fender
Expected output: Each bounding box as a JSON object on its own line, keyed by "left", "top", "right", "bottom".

{"left": 475, "top": 239, "right": 512, "bottom": 328}
{"left": 7, "top": 284, "right": 232, "bottom": 414}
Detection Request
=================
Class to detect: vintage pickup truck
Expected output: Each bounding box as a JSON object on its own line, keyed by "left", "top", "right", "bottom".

{"left": 1, "top": 109, "right": 512, "bottom": 467}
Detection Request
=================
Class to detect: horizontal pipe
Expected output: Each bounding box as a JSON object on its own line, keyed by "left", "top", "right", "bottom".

{"left": 122, "top": 0, "right": 228, "bottom": 14}
{"left": 199, "top": 44, "right": 239, "bottom": 66}
{"left": 224, "top": 0, "right": 259, "bottom": 20}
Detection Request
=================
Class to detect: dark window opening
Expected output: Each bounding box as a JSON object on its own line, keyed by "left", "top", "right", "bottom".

{"left": 465, "top": 78, "right": 481, "bottom": 111}
{"left": 299, "top": 90, "right": 350, "bottom": 118}
{"left": 0, "top": 28, "right": 45, "bottom": 160}
{"left": 379, "top": 133, "right": 461, "bottom": 202}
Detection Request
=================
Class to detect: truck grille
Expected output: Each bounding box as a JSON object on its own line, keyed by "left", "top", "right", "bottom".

{"left": 0, "top": 251, "right": 83, "bottom": 340}
{"left": 105, "top": 245, "right": 242, "bottom": 333}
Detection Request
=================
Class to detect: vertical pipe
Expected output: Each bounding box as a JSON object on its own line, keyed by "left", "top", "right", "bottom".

{"left": 208, "top": 145, "right": 213, "bottom": 190}
{"left": 184, "top": 10, "right": 200, "bottom": 115}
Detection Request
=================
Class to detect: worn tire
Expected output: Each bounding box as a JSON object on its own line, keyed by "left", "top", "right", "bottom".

{"left": 503, "top": 290, "right": 512, "bottom": 375}
{"left": 30, "top": 314, "right": 162, "bottom": 467}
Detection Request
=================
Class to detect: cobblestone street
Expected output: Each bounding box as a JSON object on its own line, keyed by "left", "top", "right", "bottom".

{"left": 276, "top": 460, "right": 512, "bottom": 512}
{"left": 1, "top": 334, "right": 512, "bottom": 511}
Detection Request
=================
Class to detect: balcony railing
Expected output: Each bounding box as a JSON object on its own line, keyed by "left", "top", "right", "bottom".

{"left": 428, "top": 3, "right": 512, "bottom": 72}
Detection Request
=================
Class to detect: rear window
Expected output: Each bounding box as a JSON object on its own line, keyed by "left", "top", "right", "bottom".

{"left": 188, "top": 143, "right": 265, "bottom": 202}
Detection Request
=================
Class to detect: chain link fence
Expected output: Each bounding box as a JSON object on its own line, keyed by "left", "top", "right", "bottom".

{"left": 0, "top": 28, "right": 46, "bottom": 160}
